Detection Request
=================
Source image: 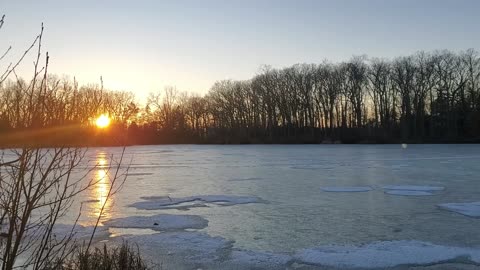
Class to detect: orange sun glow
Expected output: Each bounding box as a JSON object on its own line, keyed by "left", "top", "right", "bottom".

{"left": 95, "top": 114, "right": 110, "bottom": 128}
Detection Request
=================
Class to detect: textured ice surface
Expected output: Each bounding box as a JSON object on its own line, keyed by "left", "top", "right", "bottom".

{"left": 295, "top": 240, "right": 480, "bottom": 268}
{"left": 114, "top": 231, "right": 292, "bottom": 268}
{"left": 228, "top": 177, "right": 263, "bottom": 181}
{"left": 321, "top": 186, "right": 373, "bottom": 192}
{"left": 119, "top": 232, "right": 233, "bottom": 263}
{"left": 75, "top": 145, "right": 480, "bottom": 264}
{"left": 383, "top": 185, "right": 445, "bottom": 191}
{"left": 104, "top": 214, "right": 208, "bottom": 230}
{"left": 1, "top": 223, "right": 109, "bottom": 241}
{"left": 125, "top": 172, "right": 154, "bottom": 176}
{"left": 153, "top": 203, "right": 210, "bottom": 211}
{"left": 385, "top": 190, "right": 434, "bottom": 196}
{"left": 228, "top": 250, "right": 292, "bottom": 268}
{"left": 130, "top": 195, "right": 264, "bottom": 210}
{"left": 438, "top": 202, "right": 480, "bottom": 218}
{"left": 290, "top": 165, "right": 320, "bottom": 170}
{"left": 52, "top": 224, "right": 109, "bottom": 240}
{"left": 116, "top": 233, "right": 480, "bottom": 269}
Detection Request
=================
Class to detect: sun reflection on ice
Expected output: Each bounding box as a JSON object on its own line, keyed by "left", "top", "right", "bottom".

{"left": 86, "top": 152, "right": 113, "bottom": 225}
{"left": 97, "top": 157, "right": 108, "bottom": 168}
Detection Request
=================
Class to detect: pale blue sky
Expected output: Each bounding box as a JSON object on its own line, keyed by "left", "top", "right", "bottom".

{"left": 1, "top": 0, "right": 479, "bottom": 101}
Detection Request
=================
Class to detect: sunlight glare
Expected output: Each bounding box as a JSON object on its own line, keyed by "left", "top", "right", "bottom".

{"left": 85, "top": 152, "right": 113, "bottom": 224}
{"left": 96, "top": 169, "right": 110, "bottom": 211}
{"left": 95, "top": 114, "right": 110, "bottom": 128}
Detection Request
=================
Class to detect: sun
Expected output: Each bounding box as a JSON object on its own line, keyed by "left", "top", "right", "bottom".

{"left": 95, "top": 114, "right": 110, "bottom": 128}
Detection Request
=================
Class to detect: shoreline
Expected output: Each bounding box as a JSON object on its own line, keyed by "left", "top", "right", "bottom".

{"left": 2, "top": 141, "right": 480, "bottom": 149}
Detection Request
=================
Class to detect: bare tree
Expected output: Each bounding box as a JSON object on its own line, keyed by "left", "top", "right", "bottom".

{"left": 0, "top": 15, "right": 129, "bottom": 270}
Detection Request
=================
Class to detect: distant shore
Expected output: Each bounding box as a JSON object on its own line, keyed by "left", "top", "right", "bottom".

{"left": 2, "top": 140, "right": 480, "bottom": 149}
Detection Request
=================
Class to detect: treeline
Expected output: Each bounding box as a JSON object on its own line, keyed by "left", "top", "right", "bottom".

{"left": 1, "top": 49, "right": 480, "bottom": 146}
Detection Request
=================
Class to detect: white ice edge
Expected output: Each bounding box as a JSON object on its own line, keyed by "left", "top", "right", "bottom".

{"left": 382, "top": 185, "right": 445, "bottom": 191}
{"left": 321, "top": 186, "right": 373, "bottom": 192}
{"left": 104, "top": 214, "right": 208, "bottom": 230}
{"left": 385, "top": 190, "right": 434, "bottom": 196}
{"left": 438, "top": 202, "right": 480, "bottom": 218}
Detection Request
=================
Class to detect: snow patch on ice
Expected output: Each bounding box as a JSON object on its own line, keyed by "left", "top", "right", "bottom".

{"left": 385, "top": 190, "right": 434, "bottom": 196}
{"left": 438, "top": 202, "right": 480, "bottom": 218}
{"left": 383, "top": 185, "right": 445, "bottom": 191}
{"left": 295, "top": 240, "right": 480, "bottom": 268}
{"left": 118, "top": 232, "right": 233, "bottom": 263}
{"left": 104, "top": 214, "right": 208, "bottom": 230}
{"left": 321, "top": 186, "right": 373, "bottom": 192}
{"left": 130, "top": 195, "right": 265, "bottom": 210}
{"left": 383, "top": 185, "right": 444, "bottom": 196}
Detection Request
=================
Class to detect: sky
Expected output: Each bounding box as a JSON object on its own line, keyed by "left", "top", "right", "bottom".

{"left": 1, "top": 0, "right": 479, "bottom": 102}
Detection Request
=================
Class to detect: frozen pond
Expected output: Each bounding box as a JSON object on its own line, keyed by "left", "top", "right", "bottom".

{"left": 61, "top": 144, "right": 480, "bottom": 268}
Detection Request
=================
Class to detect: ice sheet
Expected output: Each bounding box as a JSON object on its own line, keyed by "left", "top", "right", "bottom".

{"left": 295, "top": 240, "right": 480, "bottom": 268}
{"left": 52, "top": 224, "right": 110, "bottom": 240}
{"left": 104, "top": 214, "right": 208, "bottom": 230}
{"left": 118, "top": 232, "right": 233, "bottom": 263}
{"left": 382, "top": 185, "right": 445, "bottom": 191}
{"left": 228, "top": 177, "right": 263, "bottom": 181}
{"left": 385, "top": 190, "right": 434, "bottom": 196}
{"left": 130, "top": 195, "right": 264, "bottom": 210}
{"left": 321, "top": 186, "right": 373, "bottom": 192}
{"left": 438, "top": 202, "right": 480, "bottom": 218}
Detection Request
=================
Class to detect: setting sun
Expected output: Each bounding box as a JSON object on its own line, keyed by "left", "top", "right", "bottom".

{"left": 95, "top": 114, "right": 110, "bottom": 129}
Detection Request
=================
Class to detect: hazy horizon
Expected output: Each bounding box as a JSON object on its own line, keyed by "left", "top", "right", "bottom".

{"left": 2, "top": 0, "right": 480, "bottom": 102}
